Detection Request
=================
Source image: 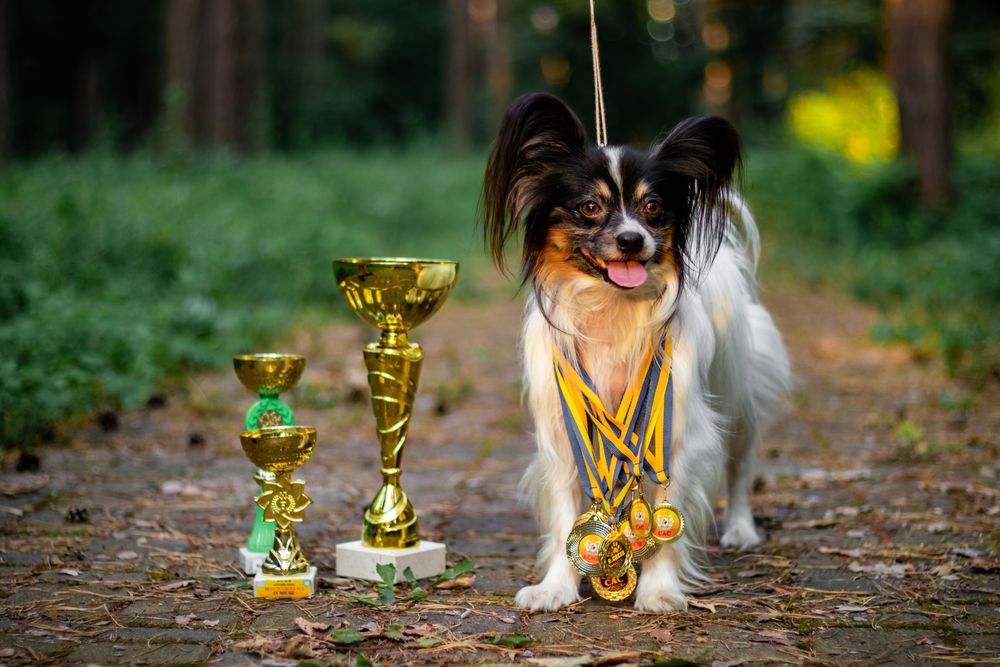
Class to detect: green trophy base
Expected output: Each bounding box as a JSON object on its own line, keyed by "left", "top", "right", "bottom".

{"left": 253, "top": 566, "right": 317, "bottom": 599}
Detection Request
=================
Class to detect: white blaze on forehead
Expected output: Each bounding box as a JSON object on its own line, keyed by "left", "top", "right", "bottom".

{"left": 601, "top": 145, "right": 653, "bottom": 257}
{"left": 602, "top": 146, "right": 624, "bottom": 196}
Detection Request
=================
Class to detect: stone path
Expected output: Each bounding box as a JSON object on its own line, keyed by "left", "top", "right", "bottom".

{"left": 1, "top": 278, "right": 998, "bottom": 666}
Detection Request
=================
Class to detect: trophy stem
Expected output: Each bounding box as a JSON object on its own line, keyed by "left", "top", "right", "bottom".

{"left": 247, "top": 469, "right": 277, "bottom": 553}
{"left": 362, "top": 339, "right": 423, "bottom": 548}
{"left": 260, "top": 472, "right": 310, "bottom": 575}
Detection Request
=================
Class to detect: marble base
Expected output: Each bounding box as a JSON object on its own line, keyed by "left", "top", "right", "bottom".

{"left": 336, "top": 540, "right": 446, "bottom": 582}
{"left": 239, "top": 547, "right": 266, "bottom": 575}
{"left": 252, "top": 566, "right": 317, "bottom": 599}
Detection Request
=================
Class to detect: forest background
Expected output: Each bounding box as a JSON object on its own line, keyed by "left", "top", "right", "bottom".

{"left": 0, "top": 0, "right": 997, "bottom": 447}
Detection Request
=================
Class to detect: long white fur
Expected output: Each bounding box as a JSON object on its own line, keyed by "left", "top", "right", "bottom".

{"left": 515, "top": 151, "right": 791, "bottom": 612}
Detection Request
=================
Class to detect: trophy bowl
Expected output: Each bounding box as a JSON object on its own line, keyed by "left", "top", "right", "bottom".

{"left": 233, "top": 354, "right": 306, "bottom": 397}
{"left": 240, "top": 426, "right": 317, "bottom": 474}
{"left": 332, "top": 258, "right": 458, "bottom": 336}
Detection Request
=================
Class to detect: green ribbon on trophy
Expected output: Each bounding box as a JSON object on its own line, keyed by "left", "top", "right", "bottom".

{"left": 555, "top": 332, "right": 684, "bottom": 601}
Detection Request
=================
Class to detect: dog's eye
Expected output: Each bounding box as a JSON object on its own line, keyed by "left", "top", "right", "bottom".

{"left": 579, "top": 201, "right": 603, "bottom": 218}
{"left": 643, "top": 200, "right": 662, "bottom": 216}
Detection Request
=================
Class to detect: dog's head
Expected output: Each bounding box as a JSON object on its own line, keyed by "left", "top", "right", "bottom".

{"left": 483, "top": 93, "right": 741, "bottom": 300}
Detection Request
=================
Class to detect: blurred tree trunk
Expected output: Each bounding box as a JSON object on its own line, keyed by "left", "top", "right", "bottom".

{"left": 165, "top": 0, "right": 264, "bottom": 151}
{"left": 485, "top": 0, "right": 512, "bottom": 131}
{"left": 447, "top": 0, "right": 471, "bottom": 149}
{"left": 886, "top": 0, "right": 953, "bottom": 206}
{"left": 0, "top": 0, "right": 9, "bottom": 158}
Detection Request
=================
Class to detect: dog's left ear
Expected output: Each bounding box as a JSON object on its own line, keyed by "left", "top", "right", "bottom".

{"left": 650, "top": 116, "right": 742, "bottom": 270}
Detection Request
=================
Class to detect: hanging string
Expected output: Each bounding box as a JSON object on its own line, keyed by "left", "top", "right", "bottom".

{"left": 589, "top": 0, "right": 608, "bottom": 147}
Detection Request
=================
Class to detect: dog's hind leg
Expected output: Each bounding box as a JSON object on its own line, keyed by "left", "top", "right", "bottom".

{"left": 720, "top": 419, "right": 763, "bottom": 550}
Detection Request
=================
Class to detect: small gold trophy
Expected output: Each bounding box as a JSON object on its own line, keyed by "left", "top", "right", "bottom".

{"left": 240, "top": 426, "right": 318, "bottom": 598}
{"left": 233, "top": 353, "right": 305, "bottom": 574}
{"left": 332, "top": 257, "right": 457, "bottom": 583}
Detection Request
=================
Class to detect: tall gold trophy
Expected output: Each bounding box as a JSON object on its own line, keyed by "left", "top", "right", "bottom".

{"left": 332, "top": 258, "right": 458, "bottom": 582}
{"left": 240, "top": 426, "right": 318, "bottom": 598}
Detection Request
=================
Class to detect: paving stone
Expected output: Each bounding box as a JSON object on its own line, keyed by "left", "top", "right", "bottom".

{"left": 101, "top": 626, "right": 224, "bottom": 643}
{"left": 67, "top": 640, "right": 211, "bottom": 665}
{"left": 812, "top": 628, "right": 940, "bottom": 665}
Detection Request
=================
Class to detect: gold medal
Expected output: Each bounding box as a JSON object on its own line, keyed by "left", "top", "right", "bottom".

{"left": 566, "top": 507, "right": 611, "bottom": 576}
{"left": 622, "top": 519, "right": 657, "bottom": 562}
{"left": 597, "top": 523, "right": 632, "bottom": 578}
{"left": 628, "top": 482, "right": 653, "bottom": 539}
{"left": 590, "top": 564, "right": 637, "bottom": 602}
{"left": 650, "top": 502, "right": 685, "bottom": 543}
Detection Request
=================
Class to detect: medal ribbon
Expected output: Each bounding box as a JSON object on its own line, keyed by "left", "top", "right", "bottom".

{"left": 554, "top": 334, "right": 673, "bottom": 520}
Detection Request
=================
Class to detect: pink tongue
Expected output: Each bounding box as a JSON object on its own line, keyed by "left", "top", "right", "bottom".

{"left": 606, "top": 261, "right": 648, "bottom": 288}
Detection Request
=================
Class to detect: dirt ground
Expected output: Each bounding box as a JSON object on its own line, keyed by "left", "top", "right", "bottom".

{"left": 1, "top": 274, "right": 998, "bottom": 666}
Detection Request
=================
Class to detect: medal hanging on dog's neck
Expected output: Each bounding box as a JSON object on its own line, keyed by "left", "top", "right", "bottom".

{"left": 555, "top": 332, "right": 683, "bottom": 600}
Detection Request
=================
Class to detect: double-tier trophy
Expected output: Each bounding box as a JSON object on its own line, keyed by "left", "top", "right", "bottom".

{"left": 332, "top": 258, "right": 458, "bottom": 582}
{"left": 233, "top": 354, "right": 305, "bottom": 574}
{"left": 240, "top": 425, "right": 318, "bottom": 598}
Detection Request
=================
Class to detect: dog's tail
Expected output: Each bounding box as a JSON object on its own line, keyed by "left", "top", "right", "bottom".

{"left": 723, "top": 190, "right": 761, "bottom": 275}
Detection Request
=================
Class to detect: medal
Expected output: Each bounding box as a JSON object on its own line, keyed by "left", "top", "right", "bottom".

{"left": 566, "top": 506, "right": 612, "bottom": 576}
{"left": 597, "top": 523, "right": 632, "bottom": 578}
{"left": 650, "top": 484, "right": 685, "bottom": 544}
{"left": 591, "top": 564, "right": 637, "bottom": 602}
{"left": 628, "top": 480, "right": 653, "bottom": 539}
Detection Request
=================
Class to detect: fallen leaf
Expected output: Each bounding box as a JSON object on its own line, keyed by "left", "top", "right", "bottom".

{"left": 970, "top": 558, "right": 1000, "bottom": 572}
{"left": 930, "top": 562, "right": 956, "bottom": 577}
{"left": 781, "top": 518, "right": 839, "bottom": 529}
{"left": 160, "top": 480, "right": 206, "bottom": 496}
{"left": 418, "top": 637, "right": 444, "bottom": 648}
{"left": 174, "top": 613, "right": 196, "bottom": 626}
{"left": 116, "top": 550, "right": 139, "bottom": 561}
{"left": 688, "top": 599, "right": 717, "bottom": 613}
{"left": 0, "top": 648, "right": 15, "bottom": 657}
{"left": 591, "top": 652, "right": 644, "bottom": 665}
{"left": 951, "top": 547, "right": 983, "bottom": 559}
{"left": 435, "top": 572, "right": 476, "bottom": 589}
{"left": 0, "top": 473, "right": 49, "bottom": 496}
{"left": 294, "top": 617, "right": 331, "bottom": 637}
{"left": 358, "top": 621, "right": 380, "bottom": 634}
{"left": 650, "top": 627, "right": 673, "bottom": 643}
{"left": 330, "top": 628, "right": 366, "bottom": 644}
{"left": 833, "top": 605, "right": 870, "bottom": 613}
{"left": 59, "top": 568, "right": 81, "bottom": 577}
{"left": 385, "top": 624, "right": 405, "bottom": 641}
{"left": 712, "top": 660, "right": 746, "bottom": 667}
{"left": 490, "top": 634, "right": 534, "bottom": 648}
{"left": 158, "top": 580, "right": 195, "bottom": 591}
{"left": 499, "top": 616, "right": 516, "bottom": 624}
{"left": 202, "top": 619, "right": 220, "bottom": 627}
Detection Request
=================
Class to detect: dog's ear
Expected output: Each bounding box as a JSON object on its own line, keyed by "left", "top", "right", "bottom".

{"left": 483, "top": 93, "right": 586, "bottom": 275}
{"left": 650, "top": 115, "right": 742, "bottom": 273}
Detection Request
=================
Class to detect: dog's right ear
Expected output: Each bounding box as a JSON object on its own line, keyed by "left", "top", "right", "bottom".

{"left": 483, "top": 93, "right": 586, "bottom": 275}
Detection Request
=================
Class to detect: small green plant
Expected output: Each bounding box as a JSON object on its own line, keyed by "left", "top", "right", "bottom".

{"left": 366, "top": 559, "right": 476, "bottom": 606}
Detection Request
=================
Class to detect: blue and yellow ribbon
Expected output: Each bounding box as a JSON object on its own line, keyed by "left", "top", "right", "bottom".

{"left": 554, "top": 334, "right": 673, "bottom": 521}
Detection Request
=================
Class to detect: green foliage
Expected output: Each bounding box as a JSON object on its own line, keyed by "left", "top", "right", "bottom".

{"left": 748, "top": 142, "right": 1000, "bottom": 381}
{"left": 0, "top": 147, "right": 487, "bottom": 448}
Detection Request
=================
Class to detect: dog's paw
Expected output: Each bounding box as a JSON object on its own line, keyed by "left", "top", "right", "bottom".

{"left": 515, "top": 583, "right": 580, "bottom": 611}
{"left": 720, "top": 518, "right": 763, "bottom": 550}
{"left": 634, "top": 584, "right": 688, "bottom": 612}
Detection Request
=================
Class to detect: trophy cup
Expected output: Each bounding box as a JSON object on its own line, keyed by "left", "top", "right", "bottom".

{"left": 332, "top": 258, "right": 458, "bottom": 582}
{"left": 240, "top": 425, "right": 318, "bottom": 598}
{"left": 233, "top": 353, "right": 305, "bottom": 574}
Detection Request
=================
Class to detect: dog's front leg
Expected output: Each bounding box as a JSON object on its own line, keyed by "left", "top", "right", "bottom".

{"left": 514, "top": 436, "right": 582, "bottom": 611}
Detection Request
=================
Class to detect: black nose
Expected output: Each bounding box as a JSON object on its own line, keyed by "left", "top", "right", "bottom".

{"left": 616, "top": 232, "right": 644, "bottom": 254}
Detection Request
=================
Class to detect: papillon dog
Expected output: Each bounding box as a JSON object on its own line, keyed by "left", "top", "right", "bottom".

{"left": 482, "top": 93, "right": 791, "bottom": 612}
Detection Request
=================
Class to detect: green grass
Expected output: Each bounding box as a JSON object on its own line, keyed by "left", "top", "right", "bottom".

{"left": 0, "top": 145, "right": 489, "bottom": 447}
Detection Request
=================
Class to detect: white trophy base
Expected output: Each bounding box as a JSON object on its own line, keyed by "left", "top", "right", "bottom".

{"left": 336, "top": 540, "right": 446, "bottom": 582}
{"left": 239, "top": 547, "right": 267, "bottom": 575}
{"left": 252, "top": 566, "right": 317, "bottom": 599}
